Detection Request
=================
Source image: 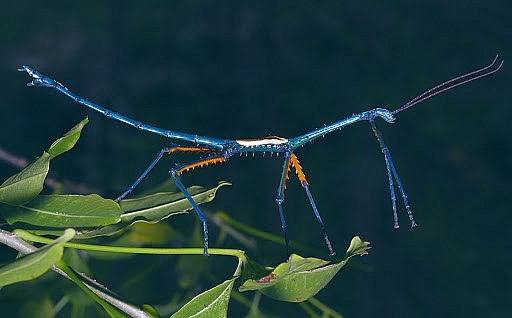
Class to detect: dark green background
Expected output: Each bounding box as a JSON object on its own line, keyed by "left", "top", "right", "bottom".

{"left": 0, "top": 1, "right": 510, "bottom": 317}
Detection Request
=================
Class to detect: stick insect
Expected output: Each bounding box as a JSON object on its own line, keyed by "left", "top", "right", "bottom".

{"left": 19, "top": 56, "right": 503, "bottom": 256}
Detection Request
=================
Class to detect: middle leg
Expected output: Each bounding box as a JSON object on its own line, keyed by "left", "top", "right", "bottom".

{"left": 277, "top": 152, "right": 336, "bottom": 257}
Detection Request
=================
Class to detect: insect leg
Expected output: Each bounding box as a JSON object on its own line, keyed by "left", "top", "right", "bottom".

{"left": 170, "top": 154, "right": 228, "bottom": 255}
{"left": 289, "top": 154, "right": 335, "bottom": 256}
{"left": 370, "top": 120, "right": 417, "bottom": 227}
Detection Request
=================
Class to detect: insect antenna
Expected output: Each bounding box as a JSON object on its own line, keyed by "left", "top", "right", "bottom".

{"left": 393, "top": 56, "right": 503, "bottom": 114}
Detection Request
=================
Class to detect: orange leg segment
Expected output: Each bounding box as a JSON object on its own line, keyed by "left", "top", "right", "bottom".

{"left": 176, "top": 156, "right": 228, "bottom": 175}
{"left": 278, "top": 153, "right": 335, "bottom": 256}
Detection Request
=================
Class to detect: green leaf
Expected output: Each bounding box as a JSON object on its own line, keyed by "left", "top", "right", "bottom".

{"left": 47, "top": 117, "right": 88, "bottom": 158}
{"left": 54, "top": 260, "right": 129, "bottom": 318}
{"left": 119, "top": 181, "right": 231, "bottom": 215}
{"left": 170, "top": 257, "right": 244, "bottom": 318}
{"left": 0, "top": 118, "right": 88, "bottom": 206}
{"left": 0, "top": 152, "right": 50, "bottom": 205}
{"left": 171, "top": 278, "right": 235, "bottom": 317}
{"left": 141, "top": 304, "right": 160, "bottom": 318}
{"left": 1, "top": 194, "right": 121, "bottom": 229}
{"left": 239, "top": 236, "right": 371, "bottom": 302}
{"left": 0, "top": 228, "right": 75, "bottom": 287}
{"left": 76, "top": 181, "right": 230, "bottom": 239}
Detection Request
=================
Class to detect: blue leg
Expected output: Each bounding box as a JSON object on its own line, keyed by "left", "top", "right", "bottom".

{"left": 277, "top": 153, "right": 336, "bottom": 257}
{"left": 115, "top": 146, "right": 176, "bottom": 202}
{"left": 276, "top": 155, "right": 292, "bottom": 258}
{"left": 170, "top": 168, "right": 210, "bottom": 255}
{"left": 373, "top": 140, "right": 399, "bottom": 228}
{"left": 371, "top": 121, "right": 418, "bottom": 227}
{"left": 302, "top": 184, "right": 335, "bottom": 256}
{"left": 115, "top": 144, "right": 220, "bottom": 201}
{"left": 117, "top": 144, "right": 227, "bottom": 255}
{"left": 388, "top": 156, "right": 417, "bottom": 227}
{"left": 289, "top": 154, "right": 335, "bottom": 256}
{"left": 169, "top": 154, "right": 229, "bottom": 255}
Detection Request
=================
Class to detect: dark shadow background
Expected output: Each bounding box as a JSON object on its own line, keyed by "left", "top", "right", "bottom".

{"left": 0, "top": 1, "right": 510, "bottom": 317}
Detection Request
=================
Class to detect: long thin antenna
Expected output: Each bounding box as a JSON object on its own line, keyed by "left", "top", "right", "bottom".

{"left": 393, "top": 56, "right": 503, "bottom": 114}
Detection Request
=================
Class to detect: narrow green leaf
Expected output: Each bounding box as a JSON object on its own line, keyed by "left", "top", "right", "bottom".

{"left": 47, "top": 117, "right": 88, "bottom": 158}
{"left": 1, "top": 194, "right": 121, "bottom": 228}
{"left": 0, "top": 118, "right": 88, "bottom": 206}
{"left": 0, "top": 228, "right": 75, "bottom": 287}
{"left": 171, "top": 277, "right": 235, "bottom": 317}
{"left": 0, "top": 152, "right": 50, "bottom": 205}
{"left": 172, "top": 257, "right": 242, "bottom": 317}
{"left": 76, "top": 181, "right": 230, "bottom": 239}
{"left": 55, "top": 260, "right": 129, "bottom": 318}
{"left": 119, "top": 181, "right": 231, "bottom": 215}
{"left": 239, "top": 236, "right": 371, "bottom": 302}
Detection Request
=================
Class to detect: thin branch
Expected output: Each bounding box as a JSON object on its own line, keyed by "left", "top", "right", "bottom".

{"left": 0, "top": 229, "right": 151, "bottom": 318}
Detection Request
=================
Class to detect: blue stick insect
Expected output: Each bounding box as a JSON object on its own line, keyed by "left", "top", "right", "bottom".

{"left": 19, "top": 56, "right": 502, "bottom": 256}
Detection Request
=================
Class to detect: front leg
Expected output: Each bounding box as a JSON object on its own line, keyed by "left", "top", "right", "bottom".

{"left": 370, "top": 120, "right": 417, "bottom": 228}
